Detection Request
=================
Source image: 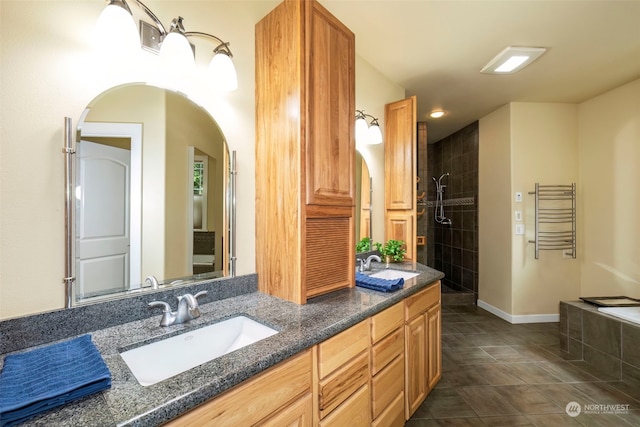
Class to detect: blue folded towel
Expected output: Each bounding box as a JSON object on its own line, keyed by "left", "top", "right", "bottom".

{"left": 356, "top": 272, "right": 404, "bottom": 292}
{"left": 0, "top": 334, "right": 111, "bottom": 427}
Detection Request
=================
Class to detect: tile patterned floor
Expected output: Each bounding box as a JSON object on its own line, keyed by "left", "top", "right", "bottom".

{"left": 406, "top": 305, "right": 640, "bottom": 426}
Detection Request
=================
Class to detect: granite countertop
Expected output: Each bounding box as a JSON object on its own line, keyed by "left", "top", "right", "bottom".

{"left": 10, "top": 263, "right": 443, "bottom": 427}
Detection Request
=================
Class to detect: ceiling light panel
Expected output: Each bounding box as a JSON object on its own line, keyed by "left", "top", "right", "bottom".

{"left": 481, "top": 46, "right": 547, "bottom": 74}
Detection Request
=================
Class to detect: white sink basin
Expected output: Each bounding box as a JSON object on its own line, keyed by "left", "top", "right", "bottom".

{"left": 370, "top": 269, "right": 419, "bottom": 281}
{"left": 120, "top": 316, "right": 278, "bottom": 386}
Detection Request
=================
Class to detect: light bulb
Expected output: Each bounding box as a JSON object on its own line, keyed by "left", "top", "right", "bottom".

{"left": 92, "top": 2, "right": 139, "bottom": 55}
{"left": 159, "top": 32, "right": 195, "bottom": 77}
{"left": 355, "top": 117, "right": 369, "bottom": 145}
{"left": 209, "top": 52, "right": 238, "bottom": 92}
{"left": 368, "top": 124, "right": 383, "bottom": 145}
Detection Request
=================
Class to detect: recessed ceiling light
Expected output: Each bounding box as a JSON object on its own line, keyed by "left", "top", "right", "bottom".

{"left": 481, "top": 46, "right": 547, "bottom": 74}
{"left": 430, "top": 110, "right": 445, "bottom": 119}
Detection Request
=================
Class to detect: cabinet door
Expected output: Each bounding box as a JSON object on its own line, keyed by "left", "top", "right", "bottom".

{"left": 385, "top": 210, "right": 415, "bottom": 262}
{"left": 384, "top": 96, "right": 417, "bottom": 260}
{"left": 427, "top": 304, "right": 442, "bottom": 391}
{"left": 305, "top": 0, "right": 355, "bottom": 207}
{"left": 404, "top": 314, "right": 427, "bottom": 419}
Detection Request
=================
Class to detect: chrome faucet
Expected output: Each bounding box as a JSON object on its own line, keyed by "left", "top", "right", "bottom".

{"left": 357, "top": 254, "right": 381, "bottom": 272}
{"left": 148, "top": 291, "right": 208, "bottom": 326}
{"left": 145, "top": 275, "right": 159, "bottom": 289}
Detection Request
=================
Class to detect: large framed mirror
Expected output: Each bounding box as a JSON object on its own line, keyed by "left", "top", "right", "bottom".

{"left": 70, "top": 84, "right": 233, "bottom": 305}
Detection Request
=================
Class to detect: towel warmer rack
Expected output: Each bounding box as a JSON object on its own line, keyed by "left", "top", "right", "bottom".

{"left": 528, "top": 183, "right": 576, "bottom": 259}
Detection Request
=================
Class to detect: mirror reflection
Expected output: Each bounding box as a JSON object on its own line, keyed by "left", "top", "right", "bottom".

{"left": 355, "top": 151, "right": 373, "bottom": 251}
{"left": 74, "top": 84, "right": 229, "bottom": 303}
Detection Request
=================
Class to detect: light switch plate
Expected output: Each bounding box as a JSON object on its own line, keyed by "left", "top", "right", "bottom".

{"left": 515, "top": 210, "right": 522, "bottom": 221}
{"left": 515, "top": 192, "right": 523, "bottom": 202}
{"left": 515, "top": 224, "right": 525, "bottom": 235}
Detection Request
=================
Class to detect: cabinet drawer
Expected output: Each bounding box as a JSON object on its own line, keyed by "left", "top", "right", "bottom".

{"left": 165, "top": 350, "right": 311, "bottom": 426}
{"left": 319, "top": 351, "right": 369, "bottom": 418}
{"left": 371, "top": 327, "right": 404, "bottom": 375}
{"left": 260, "top": 393, "right": 313, "bottom": 427}
{"left": 372, "top": 391, "right": 405, "bottom": 427}
{"left": 371, "top": 354, "right": 404, "bottom": 419}
{"left": 318, "top": 320, "right": 369, "bottom": 378}
{"left": 320, "top": 384, "right": 370, "bottom": 427}
{"left": 371, "top": 302, "right": 404, "bottom": 342}
{"left": 405, "top": 281, "right": 440, "bottom": 320}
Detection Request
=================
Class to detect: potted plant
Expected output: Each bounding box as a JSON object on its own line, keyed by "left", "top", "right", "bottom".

{"left": 356, "top": 237, "right": 382, "bottom": 253}
{"left": 380, "top": 239, "right": 406, "bottom": 265}
{"left": 356, "top": 237, "right": 372, "bottom": 253}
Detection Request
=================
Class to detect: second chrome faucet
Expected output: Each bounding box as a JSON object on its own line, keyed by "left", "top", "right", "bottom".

{"left": 149, "top": 291, "right": 208, "bottom": 327}
{"left": 357, "top": 254, "right": 381, "bottom": 272}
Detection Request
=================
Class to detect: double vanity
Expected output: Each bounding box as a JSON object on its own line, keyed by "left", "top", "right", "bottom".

{"left": 0, "top": 263, "right": 443, "bottom": 426}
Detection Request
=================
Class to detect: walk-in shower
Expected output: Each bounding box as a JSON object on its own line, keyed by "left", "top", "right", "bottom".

{"left": 433, "top": 173, "right": 452, "bottom": 225}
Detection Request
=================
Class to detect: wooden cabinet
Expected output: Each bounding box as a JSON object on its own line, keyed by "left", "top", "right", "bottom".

{"left": 316, "top": 320, "right": 370, "bottom": 426}
{"left": 164, "top": 349, "right": 312, "bottom": 426}
{"left": 370, "top": 302, "right": 405, "bottom": 427}
{"left": 255, "top": 0, "right": 356, "bottom": 304}
{"left": 404, "top": 281, "right": 441, "bottom": 419}
{"left": 385, "top": 96, "right": 417, "bottom": 261}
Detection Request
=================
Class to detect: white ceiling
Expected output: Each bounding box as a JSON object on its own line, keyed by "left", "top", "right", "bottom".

{"left": 318, "top": 0, "right": 640, "bottom": 143}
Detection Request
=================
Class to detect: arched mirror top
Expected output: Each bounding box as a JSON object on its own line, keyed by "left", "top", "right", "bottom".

{"left": 72, "top": 83, "right": 233, "bottom": 306}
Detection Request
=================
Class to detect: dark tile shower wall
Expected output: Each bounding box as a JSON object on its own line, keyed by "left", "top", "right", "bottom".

{"left": 421, "top": 122, "right": 478, "bottom": 298}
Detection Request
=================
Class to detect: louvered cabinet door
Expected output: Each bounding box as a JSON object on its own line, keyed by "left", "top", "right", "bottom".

{"left": 305, "top": 210, "right": 354, "bottom": 298}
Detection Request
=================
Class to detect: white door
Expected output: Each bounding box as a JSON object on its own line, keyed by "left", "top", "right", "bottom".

{"left": 76, "top": 140, "right": 130, "bottom": 298}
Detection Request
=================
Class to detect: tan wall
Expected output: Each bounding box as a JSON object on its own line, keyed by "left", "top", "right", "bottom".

{"left": 479, "top": 81, "right": 639, "bottom": 318}
{"left": 0, "top": 1, "right": 406, "bottom": 319}
{"left": 510, "top": 103, "right": 580, "bottom": 315}
{"left": 478, "top": 104, "right": 513, "bottom": 313}
{"left": 578, "top": 79, "right": 640, "bottom": 298}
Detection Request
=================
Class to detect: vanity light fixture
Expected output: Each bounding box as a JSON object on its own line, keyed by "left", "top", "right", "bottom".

{"left": 480, "top": 46, "right": 547, "bottom": 74}
{"left": 95, "top": 0, "right": 238, "bottom": 91}
{"left": 355, "top": 110, "right": 383, "bottom": 145}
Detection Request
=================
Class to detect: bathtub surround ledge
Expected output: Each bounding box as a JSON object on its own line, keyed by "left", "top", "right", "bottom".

{"left": 559, "top": 300, "right": 640, "bottom": 394}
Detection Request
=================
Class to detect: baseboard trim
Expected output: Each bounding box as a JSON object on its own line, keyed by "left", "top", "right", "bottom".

{"left": 477, "top": 299, "right": 559, "bottom": 324}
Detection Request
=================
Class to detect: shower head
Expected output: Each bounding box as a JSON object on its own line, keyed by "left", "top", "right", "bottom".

{"left": 437, "top": 173, "right": 450, "bottom": 186}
